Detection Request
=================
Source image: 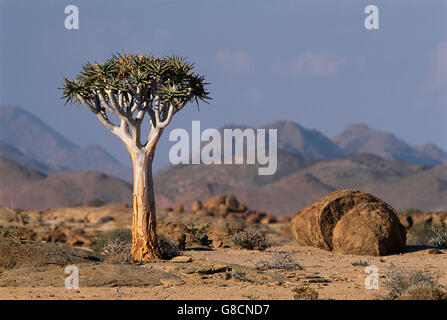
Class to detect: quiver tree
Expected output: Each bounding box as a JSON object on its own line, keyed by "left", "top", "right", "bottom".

{"left": 60, "top": 53, "right": 210, "bottom": 260}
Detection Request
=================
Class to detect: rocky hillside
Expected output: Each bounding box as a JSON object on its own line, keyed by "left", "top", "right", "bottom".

{"left": 261, "top": 121, "right": 344, "bottom": 159}
{"left": 333, "top": 123, "right": 447, "bottom": 166}
{"left": 155, "top": 153, "right": 446, "bottom": 215}
{"left": 0, "top": 105, "right": 131, "bottom": 180}
{"left": 0, "top": 157, "right": 131, "bottom": 209}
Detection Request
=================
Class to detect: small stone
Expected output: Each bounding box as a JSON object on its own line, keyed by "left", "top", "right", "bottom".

{"left": 160, "top": 278, "right": 185, "bottom": 286}
{"left": 425, "top": 248, "right": 442, "bottom": 255}
{"left": 170, "top": 256, "right": 192, "bottom": 263}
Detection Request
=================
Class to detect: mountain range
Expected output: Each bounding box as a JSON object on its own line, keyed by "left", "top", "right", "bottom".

{"left": 0, "top": 105, "right": 131, "bottom": 181}
{"left": 0, "top": 104, "right": 446, "bottom": 213}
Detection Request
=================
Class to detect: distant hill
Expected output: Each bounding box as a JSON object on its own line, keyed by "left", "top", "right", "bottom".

{"left": 154, "top": 152, "right": 444, "bottom": 214}
{"left": 333, "top": 123, "right": 446, "bottom": 166}
{"left": 0, "top": 157, "right": 131, "bottom": 210}
{"left": 154, "top": 150, "right": 319, "bottom": 205}
{"left": 0, "top": 105, "right": 131, "bottom": 181}
{"left": 300, "top": 153, "right": 430, "bottom": 190}
{"left": 1, "top": 105, "right": 446, "bottom": 213}
{"left": 0, "top": 140, "right": 54, "bottom": 174}
{"left": 361, "top": 165, "right": 447, "bottom": 212}
{"left": 262, "top": 121, "right": 344, "bottom": 159}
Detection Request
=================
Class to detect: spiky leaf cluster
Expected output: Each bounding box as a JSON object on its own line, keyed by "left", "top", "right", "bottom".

{"left": 60, "top": 52, "right": 210, "bottom": 107}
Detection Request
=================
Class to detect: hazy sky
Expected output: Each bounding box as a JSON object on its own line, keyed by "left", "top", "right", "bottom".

{"left": 1, "top": 0, "right": 446, "bottom": 171}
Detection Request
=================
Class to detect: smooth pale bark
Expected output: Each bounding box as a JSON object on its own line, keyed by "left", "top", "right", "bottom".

{"left": 76, "top": 90, "right": 181, "bottom": 261}
{"left": 128, "top": 129, "right": 164, "bottom": 261}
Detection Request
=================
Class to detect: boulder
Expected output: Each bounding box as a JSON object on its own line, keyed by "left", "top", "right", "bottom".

{"left": 173, "top": 204, "right": 184, "bottom": 212}
{"left": 290, "top": 189, "right": 406, "bottom": 256}
{"left": 191, "top": 201, "right": 202, "bottom": 212}
{"left": 202, "top": 195, "right": 226, "bottom": 209}
{"left": 260, "top": 216, "right": 277, "bottom": 225}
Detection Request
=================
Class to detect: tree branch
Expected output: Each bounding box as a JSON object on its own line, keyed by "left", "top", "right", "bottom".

{"left": 157, "top": 102, "right": 175, "bottom": 128}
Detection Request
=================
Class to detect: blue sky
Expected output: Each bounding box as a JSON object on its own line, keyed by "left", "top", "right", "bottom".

{"left": 0, "top": 0, "right": 446, "bottom": 171}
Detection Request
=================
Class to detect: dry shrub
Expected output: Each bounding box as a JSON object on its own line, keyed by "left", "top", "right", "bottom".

{"left": 255, "top": 250, "right": 303, "bottom": 270}
{"left": 292, "top": 287, "right": 319, "bottom": 300}
{"left": 428, "top": 225, "right": 447, "bottom": 249}
{"left": 231, "top": 229, "right": 269, "bottom": 250}
{"left": 384, "top": 263, "right": 443, "bottom": 299}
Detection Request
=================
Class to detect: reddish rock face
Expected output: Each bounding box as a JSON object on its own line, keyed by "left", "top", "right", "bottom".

{"left": 290, "top": 189, "right": 407, "bottom": 256}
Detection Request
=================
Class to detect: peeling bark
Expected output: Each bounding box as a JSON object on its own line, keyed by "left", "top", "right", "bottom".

{"left": 130, "top": 150, "right": 162, "bottom": 261}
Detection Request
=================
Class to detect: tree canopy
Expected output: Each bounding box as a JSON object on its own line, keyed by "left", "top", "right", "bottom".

{"left": 60, "top": 53, "right": 210, "bottom": 149}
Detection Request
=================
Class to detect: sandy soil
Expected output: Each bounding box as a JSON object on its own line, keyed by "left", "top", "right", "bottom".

{"left": 0, "top": 204, "right": 446, "bottom": 300}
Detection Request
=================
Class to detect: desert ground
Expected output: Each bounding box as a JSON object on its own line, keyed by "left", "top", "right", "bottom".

{"left": 0, "top": 200, "right": 446, "bottom": 300}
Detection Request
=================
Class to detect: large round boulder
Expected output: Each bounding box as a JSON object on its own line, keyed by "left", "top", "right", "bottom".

{"left": 290, "top": 189, "right": 406, "bottom": 256}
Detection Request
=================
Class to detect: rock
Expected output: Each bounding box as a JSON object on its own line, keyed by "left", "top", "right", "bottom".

{"left": 173, "top": 204, "right": 184, "bottom": 212}
{"left": 217, "top": 204, "right": 229, "bottom": 217}
{"left": 195, "top": 209, "right": 214, "bottom": 217}
{"left": 97, "top": 216, "right": 114, "bottom": 224}
{"left": 208, "top": 228, "right": 238, "bottom": 248}
{"left": 245, "top": 212, "right": 262, "bottom": 224}
{"left": 260, "top": 216, "right": 277, "bottom": 224}
{"left": 66, "top": 234, "right": 91, "bottom": 247}
{"left": 160, "top": 278, "right": 185, "bottom": 286}
{"left": 424, "top": 248, "right": 442, "bottom": 255}
{"left": 290, "top": 189, "right": 406, "bottom": 256}
{"left": 196, "top": 264, "right": 229, "bottom": 275}
{"left": 224, "top": 195, "right": 239, "bottom": 212}
{"left": 191, "top": 201, "right": 202, "bottom": 212}
{"left": 202, "top": 195, "right": 226, "bottom": 209}
{"left": 170, "top": 256, "right": 192, "bottom": 263}
{"left": 236, "top": 203, "right": 247, "bottom": 213}
{"left": 40, "top": 227, "right": 67, "bottom": 243}
{"left": 158, "top": 222, "right": 195, "bottom": 247}
{"left": 177, "top": 234, "right": 186, "bottom": 251}
{"left": 276, "top": 216, "right": 291, "bottom": 223}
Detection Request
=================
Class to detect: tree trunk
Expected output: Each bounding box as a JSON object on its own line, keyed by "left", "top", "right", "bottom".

{"left": 130, "top": 150, "right": 162, "bottom": 261}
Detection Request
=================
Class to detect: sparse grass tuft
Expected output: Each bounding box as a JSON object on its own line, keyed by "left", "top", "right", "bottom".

{"left": 92, "top": 228, "right": 181, "bottom": 261}
{"left": 404, "top": 287, "right": 447, "bottom": 300}
{"left": 186, "top": 223, "right": 212, "bottom": 247}
{"left": 351, "top": 260, "right": 369, "bottom": 267}
{"left": 0, "top": 227, "right": 11, "bottom": 237}
{"left": 292, "top": 286, "right": 319, "bottom": 300}
{"left": 91, "top": 228, "right": 132, "bottom": 253}
{"left": 103, "top": 239, "right": 133, "bottom": 264}
{"left": 428, "top": 225, "right": 447, "bottom": 249}
{"left": 231, "top": 229, "right": 269, "bottom": 250}
{"left": 383, "top": 263, "right": 442, "bottom": 299}
{"left": 158, "top": 235, "right": 181, "bottom": 259}
{"left": 255, "top": 250, "right": 303, "bottom": 270}
{"left": 223, "top": 268, "right": 251, "bottom": 282}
